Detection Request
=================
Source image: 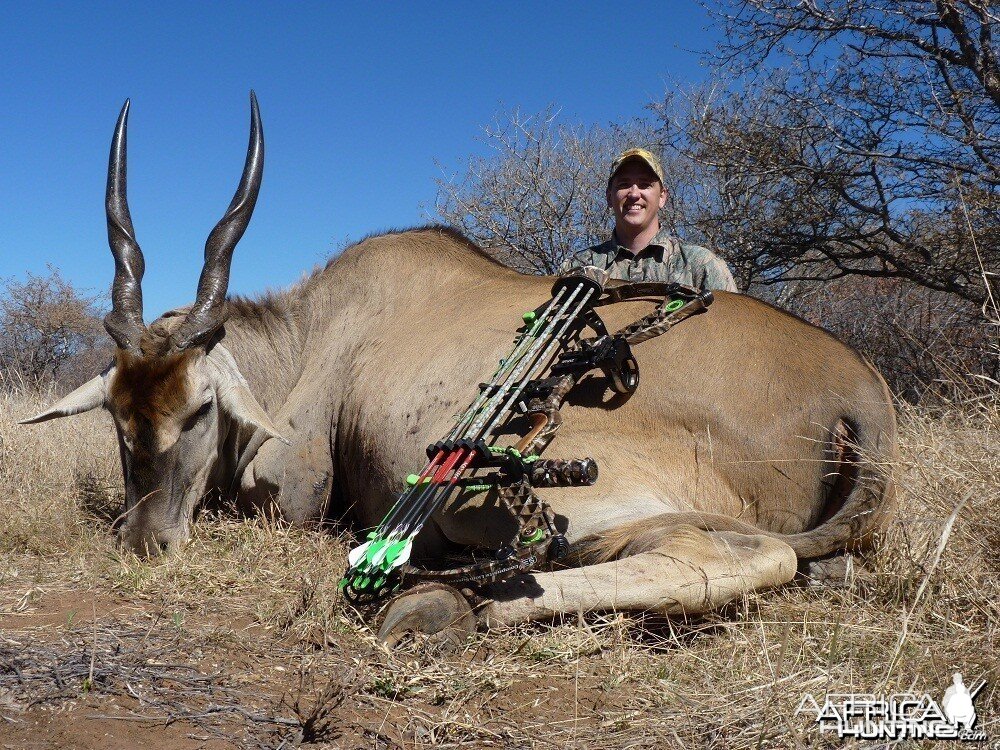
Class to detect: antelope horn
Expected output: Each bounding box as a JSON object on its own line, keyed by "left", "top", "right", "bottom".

{"left": 174, "top": 91, "right": 264, "bottom": 349}
{"left": 103, "top": 99, "right": 146, "bottom": 353}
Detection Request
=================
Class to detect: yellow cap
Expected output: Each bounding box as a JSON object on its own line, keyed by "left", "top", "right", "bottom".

{"left": 608, "top": 148, "right": 665, "bottom": 185}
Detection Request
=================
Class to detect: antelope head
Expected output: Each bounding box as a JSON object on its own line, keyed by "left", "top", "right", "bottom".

{"left": 22, "top": 93, "right": 285, "bottom": 557}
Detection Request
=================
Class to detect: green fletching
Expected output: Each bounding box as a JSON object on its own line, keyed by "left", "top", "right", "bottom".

{"left": 342, "top": 533, "right": 414, "bottom": 596}
{"left": 387, "top": 539, "right": 408, "bottom": 561}
{"left": 360, "top": 537, "right": 411, "bottom": 573}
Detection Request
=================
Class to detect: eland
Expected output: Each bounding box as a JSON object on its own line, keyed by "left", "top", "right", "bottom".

{"left": 24, "top": 93, "right": 897, "bottom": 639}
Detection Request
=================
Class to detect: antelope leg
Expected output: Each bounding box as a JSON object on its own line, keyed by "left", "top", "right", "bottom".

{"left": 481, "top": 524, "right": 796, "bottom": 624}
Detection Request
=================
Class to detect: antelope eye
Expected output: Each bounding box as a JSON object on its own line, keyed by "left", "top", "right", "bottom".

{"left": 111, "top": 410, "right": 135, "bottom": 448}
{"left": 183, "top": 400, "right": 213, "bottom": 430}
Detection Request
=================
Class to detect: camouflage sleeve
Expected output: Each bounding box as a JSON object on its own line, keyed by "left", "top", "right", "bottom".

{"left": 557, "top": 247, "right": 597, "bottom": 276}
{"left": 700, "top": 254, "right": 739, "bottom": 292}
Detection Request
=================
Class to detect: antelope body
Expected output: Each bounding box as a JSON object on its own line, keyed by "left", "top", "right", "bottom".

{"left": 25, "top": 96, "right": 897, "bottom": 632}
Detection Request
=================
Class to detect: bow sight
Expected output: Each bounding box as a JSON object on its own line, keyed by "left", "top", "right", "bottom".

{"left": 340, "top": 267, "right": 712, "bottom": 602}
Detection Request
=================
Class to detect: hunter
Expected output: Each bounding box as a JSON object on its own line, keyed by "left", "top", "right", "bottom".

{"left": 561, "top": 148, "right": 738, "bottom": 292}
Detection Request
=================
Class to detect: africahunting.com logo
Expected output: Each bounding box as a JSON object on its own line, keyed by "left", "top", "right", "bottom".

{"left": 796, "top": 673, "right": 987, "bottom": 742}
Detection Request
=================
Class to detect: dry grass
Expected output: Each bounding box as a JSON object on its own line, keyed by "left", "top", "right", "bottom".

{"left": 0, "top": 387, "right": 997, "bottom": 748}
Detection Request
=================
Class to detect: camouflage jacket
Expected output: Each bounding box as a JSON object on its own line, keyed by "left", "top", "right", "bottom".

{"left": 559, "top": 229, "right": 738, "bottom": 292}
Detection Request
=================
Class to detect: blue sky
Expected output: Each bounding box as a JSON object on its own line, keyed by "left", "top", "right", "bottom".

{"left": 1, "top": 2, "right": 720, "bottom": 317}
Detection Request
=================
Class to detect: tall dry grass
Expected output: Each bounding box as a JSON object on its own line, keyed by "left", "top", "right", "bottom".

{"left": 0, "top": 388, "right": 118, "bottom": 557}
{"left": 0, "top": 387, "right": 997, "bottom": 748}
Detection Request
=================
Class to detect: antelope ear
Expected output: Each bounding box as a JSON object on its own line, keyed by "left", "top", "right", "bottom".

{"left": 207, "top": 343, "right": 290, "bottom": 445}
{"left": 218, "top": 382, "right": 290, "bottom": 445}
{"left": 20, "top": 371, "right": 110, "bottom": 424}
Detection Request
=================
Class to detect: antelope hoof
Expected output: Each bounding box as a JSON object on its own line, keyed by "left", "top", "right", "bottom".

{"left": 800, "top": 552, "right": 857, "bottom": 588}
{"left": 377, "top": 583, "right": 476, "bottom": 650}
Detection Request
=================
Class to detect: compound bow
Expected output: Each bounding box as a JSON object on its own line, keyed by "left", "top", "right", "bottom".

{"left": 340, "top": 267, "right": 712, "bottom": 602}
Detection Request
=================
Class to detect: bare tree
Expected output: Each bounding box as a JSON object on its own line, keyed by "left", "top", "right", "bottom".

{"left": 0, "top": 268, "right": 107, "bottom": 389}
{"left": 664, "top": 0, "right": 999, "bottom": 310}
{"left": 786, "top": 274, "right": 998, "bottom": 400}
{"left": 435, "top": 107, "right": 667, "bottom": 274}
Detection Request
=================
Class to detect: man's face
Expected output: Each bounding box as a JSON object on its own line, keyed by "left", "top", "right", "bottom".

{"left": 606, "top": 160, "right": 667, "bottom": 236}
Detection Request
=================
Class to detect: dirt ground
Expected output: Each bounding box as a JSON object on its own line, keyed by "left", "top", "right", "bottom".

{"left": 1, "top": 394, "right": 998, "bottom": 749}
{"left": 0, "top": 572, "right": 746, "bottom": 749}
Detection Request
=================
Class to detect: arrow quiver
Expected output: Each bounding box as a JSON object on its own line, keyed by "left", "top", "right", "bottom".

{"left": 340, "top": 266, "right": 713, "bottom": 602}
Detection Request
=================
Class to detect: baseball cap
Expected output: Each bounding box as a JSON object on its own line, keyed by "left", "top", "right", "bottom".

{"left": 608, "top": 148, "right": 665, "bottom": 185}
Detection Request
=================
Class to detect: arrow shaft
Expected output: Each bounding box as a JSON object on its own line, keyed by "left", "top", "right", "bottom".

{"left": 475, "top": 288, "right": 595, "bottom": 443}
{"left": 446, "top": 287, "right": 569, "bottom": 443}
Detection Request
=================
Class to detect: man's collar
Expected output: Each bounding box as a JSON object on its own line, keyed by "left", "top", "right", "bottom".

{"left": 610, "top": 229, "right": 671, "bottom": 261}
